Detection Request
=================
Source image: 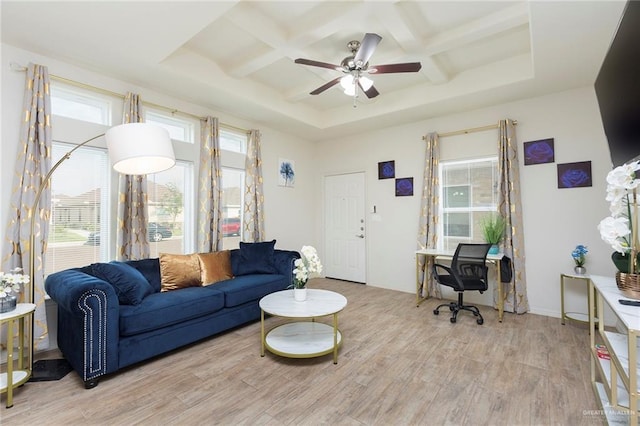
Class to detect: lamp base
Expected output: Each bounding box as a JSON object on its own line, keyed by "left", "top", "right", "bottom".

{"left": 29, "top": 358, "right": 73, "bottom": 382}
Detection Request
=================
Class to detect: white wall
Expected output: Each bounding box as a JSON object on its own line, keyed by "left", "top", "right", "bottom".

{"left": 313, "top": 86, "right": 615, "bottom": 318}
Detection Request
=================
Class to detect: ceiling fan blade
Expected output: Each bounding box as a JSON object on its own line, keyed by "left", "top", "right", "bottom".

{"left": 310, "top": 77, "right": 342, "bottom": 95}
{"left": 353, "top": 33, "right": 382, "bottom": 68}
{"left": 295, "top": 58, "right": 341, "bottom": 71}
{"left": 358, "top": 82, "right": 379, "bottom": 99}
{"left": 369, "top": 62, "right": 422, "bottom": 74}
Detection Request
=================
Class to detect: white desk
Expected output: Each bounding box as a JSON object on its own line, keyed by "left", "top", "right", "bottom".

{"left": 415, "top": 249, "right": 506, "bottom": 322}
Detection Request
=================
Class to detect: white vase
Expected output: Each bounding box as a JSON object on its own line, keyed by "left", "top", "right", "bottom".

{"left": 294, "top": 287, "right": 307, "bottom": 302}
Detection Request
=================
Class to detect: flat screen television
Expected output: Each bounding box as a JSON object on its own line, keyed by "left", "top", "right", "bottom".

{"left": 595, "top": 0, "right": 640, "bottom": 167}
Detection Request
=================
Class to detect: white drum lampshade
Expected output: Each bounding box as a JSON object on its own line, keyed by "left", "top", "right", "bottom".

{"left": 105, "top": 123, "right": 175, "bottom": 175}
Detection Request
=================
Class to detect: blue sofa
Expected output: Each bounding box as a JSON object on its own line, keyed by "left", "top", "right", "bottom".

{"left": 45, "top": 247, "right": 300, "bottom": 388}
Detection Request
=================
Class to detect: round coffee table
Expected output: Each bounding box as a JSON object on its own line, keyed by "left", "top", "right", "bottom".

{"left": 259, "top": 289, "right": 347, "bottom": 364}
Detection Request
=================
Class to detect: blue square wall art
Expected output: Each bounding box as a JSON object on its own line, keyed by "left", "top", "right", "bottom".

{"left": 524, "top": 138, "right": 555, "bottom": 165}
{"left": 557, "top": 161, "right": 592, "bottom": 189}
{"left": 378, "top": 160, "right": 395, "bottom": 179}
{"left": 395, "top": 177, "right": 414, "bottom": 196}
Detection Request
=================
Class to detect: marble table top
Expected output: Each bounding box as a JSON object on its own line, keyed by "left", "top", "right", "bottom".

{"left": 259, "top": 289, "right": 347, "bottom": 318}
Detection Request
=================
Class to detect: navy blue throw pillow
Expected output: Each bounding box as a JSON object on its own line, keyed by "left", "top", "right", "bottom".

{"left": 91, "top": 261, "right": 154, "bottom": 305}
{"left": 235, "top": 240, "right": 278, "bottom": 275}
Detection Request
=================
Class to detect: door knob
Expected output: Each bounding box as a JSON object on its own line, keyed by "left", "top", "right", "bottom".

{"left": 356, "top": 234, "right": 365, "bottom": 238}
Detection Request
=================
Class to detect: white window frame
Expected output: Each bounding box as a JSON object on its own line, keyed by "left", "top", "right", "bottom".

{"left": 50, "top": 83, "right": 112, "bottom": 126}
{"left": 438, "top": 156, "right": 499, "bottom": 250}
{"left": 145, "top": 109, "right": 196, "bottom": 144}
{"left": 46, "top": 141, "right": 111, "bottom": 275}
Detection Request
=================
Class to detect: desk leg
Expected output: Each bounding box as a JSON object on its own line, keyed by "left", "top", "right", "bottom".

{"left": 496, "top": 260, "right": 504, "bottom": 323}
{"left": 560, "top": 275, "right": 566, "bottom": 325}
{"left": 260, "top": 309, "right": 265, "bottom": 357}
{"left": 416, "top": 253, "right": 429, "bottom": 307}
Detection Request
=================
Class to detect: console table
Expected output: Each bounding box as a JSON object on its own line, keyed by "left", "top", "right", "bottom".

{"left": 589, "top": 275, "right": 640, "bottom": 424}
{"left": 1, "top": 303, "right": 35, "bottom": 408}
{"left": 560, "top": 272, "right": 596, "bottom": 326}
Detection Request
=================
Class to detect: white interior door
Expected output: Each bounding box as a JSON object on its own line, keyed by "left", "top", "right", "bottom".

{"left": 324, "top": 173, "right": 366, "bottom": 283}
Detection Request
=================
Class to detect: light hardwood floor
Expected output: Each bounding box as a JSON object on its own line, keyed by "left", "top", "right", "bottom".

{"left": 2, "top": 279, "right": 603, "bottom": 425}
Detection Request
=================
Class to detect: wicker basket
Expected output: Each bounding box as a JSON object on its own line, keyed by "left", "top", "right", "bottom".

{"left": 616, "top": 272, "right": 640, "bottom": 300}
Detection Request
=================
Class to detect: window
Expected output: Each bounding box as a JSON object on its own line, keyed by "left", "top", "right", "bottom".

{"left": 220, "top": 128, "right": 247, "bottom": 249}
{"left": 221, "top": 168, "right": 245, "bottom": 250}
{"left": 145, "top": 110, "right": 195, "bottom": 144}
{"left": 439, "top": 157, "right": 498, "bottom": 251}
{"left": 45, "top": 143, "right": 110, "bottom": 276}
{"left": 147, "top": 161, "right": 194, "bottom": 257}
{"left": 47, "top": 82, "right": 247, "bottom": 263}
{"left": 50, "top": 84, "right": 112, "bottom": 125}
{"left": 220, "top": 128, "right": 247, "bottom": 154}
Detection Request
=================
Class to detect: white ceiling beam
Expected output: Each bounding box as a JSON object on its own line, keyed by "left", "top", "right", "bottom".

{"left": 422, "top": 3, "right": 530, "bottom": 56}
{"left": 374, "top": 2, "right": 421, "bottom": 51}
{"left": 420, "top": 57, "right": 449, "bottom": 84}
{"left": 374, "top": 2, "right": 449, "bottom": 84}
{"left": 228, "top": 2, "right": 366, "bottom": 77}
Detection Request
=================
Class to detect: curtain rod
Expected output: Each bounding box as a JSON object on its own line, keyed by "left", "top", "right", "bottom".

{"left": 11, "top": 62, "right": 250, "bottom": 135}
{"left": 423, "top": 120, "right": 518, "bottom": 140}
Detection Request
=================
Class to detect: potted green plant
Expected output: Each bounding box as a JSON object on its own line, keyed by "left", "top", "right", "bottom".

{"left": 481, "top": 215, "right": 506, "bottom": 254}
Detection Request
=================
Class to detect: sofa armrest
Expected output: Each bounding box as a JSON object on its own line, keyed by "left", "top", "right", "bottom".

{"left": 45, "top": 270, "right": 120, "bottom": 384}
{"left": 273, "top": 250, "right": 301, "bottom": 284}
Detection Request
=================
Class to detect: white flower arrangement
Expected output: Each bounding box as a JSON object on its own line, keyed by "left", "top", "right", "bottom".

{"left": 292, "top": 246, "right": 323, "bottom": 289}
{"left": 598, "top": 161, "right": 640, "bottom": 272}
{"left": 0, "top": 267, "right": 30, "bottom": 298}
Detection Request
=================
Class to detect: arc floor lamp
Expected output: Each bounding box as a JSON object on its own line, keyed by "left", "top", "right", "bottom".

{"left": 28, "top": 122, "right": 175, "bottom": 381}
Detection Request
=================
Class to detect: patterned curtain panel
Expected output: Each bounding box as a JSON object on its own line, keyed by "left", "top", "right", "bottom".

{"left": 417, "top": 132, "right": 441, "bottom": 298}
{"left": 116, "top": 93, "right": 150, "bottom": 260}
{"left": 197, "top": 116, "right": 223, "bottom": 252}
{"left": 2, "top": 63, "right": 52, "bottom": 350}
{"left": 243, "top": 129, "right": 265, "bottom": 242}
{"left": 495, "top": 119, "right": 529, "bottom": 313}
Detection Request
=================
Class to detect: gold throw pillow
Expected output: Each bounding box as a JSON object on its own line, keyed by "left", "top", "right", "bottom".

{"left": 159, "top": 253, "right": 202, "bottom": 292}
{"left": 197, "top": 251, "right": 233, "bottom": 285}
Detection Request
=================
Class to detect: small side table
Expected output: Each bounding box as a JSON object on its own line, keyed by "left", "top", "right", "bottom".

{"left": 560, "top": 273, "right": 596, "bottom": 326}
{"left": 1, "top": 303, "right": 35, "bottom": 408}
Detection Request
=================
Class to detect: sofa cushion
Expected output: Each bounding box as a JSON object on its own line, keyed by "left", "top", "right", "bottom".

{"left": 126, "top": 258, "right": 161, "bottom": 293}
{"left": 91, "top": 262, "right": 154, "bottom": 305}
{"left": 197, "top": 251, "right": 233, "bottom": 285}
{"left": 159, "top": 253, "right": 201, "bottom": 292}
{"left": 235, "top": 240, "right": 278, "bottom": 276}
{"left": 212, "top": 274, "right": 287, "bottom": 307}
{"left": 119, "top": 286, "right": 225, "bottom": 336}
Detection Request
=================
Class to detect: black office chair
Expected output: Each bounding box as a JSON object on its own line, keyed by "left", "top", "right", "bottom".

{"left": 432, "top": 243, "right": 492, "bottom": 325}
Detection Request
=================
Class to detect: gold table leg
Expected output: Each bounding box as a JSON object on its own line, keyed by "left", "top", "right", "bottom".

{"left": 415, "top": 253, "right": 429, "bottom": 307}
{"left": 496, "top": 259, "right": 504, "bottom": 322}
{"left": 260, "top": 309, "right": 265, "bottom": 357}
{"left": 6, "top": 317, "right": 15, "bottom": 408}
{"left": 333, "top": 313, "right": 339, "bottom": 364}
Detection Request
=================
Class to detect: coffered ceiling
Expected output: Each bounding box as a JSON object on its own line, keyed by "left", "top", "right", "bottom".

{"left": 0, "top": 1, "right": 627, "bottom": 141}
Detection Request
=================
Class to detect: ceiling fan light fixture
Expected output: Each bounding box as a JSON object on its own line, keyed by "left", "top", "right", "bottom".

{"left": 340, "top": 74, "right": 354, "bottom": 90}
{"left": 343, "top": 84, "right": 356, "bottom": 97}
{"left": 359, "top": 76, "right": 374, "bottom": 91}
